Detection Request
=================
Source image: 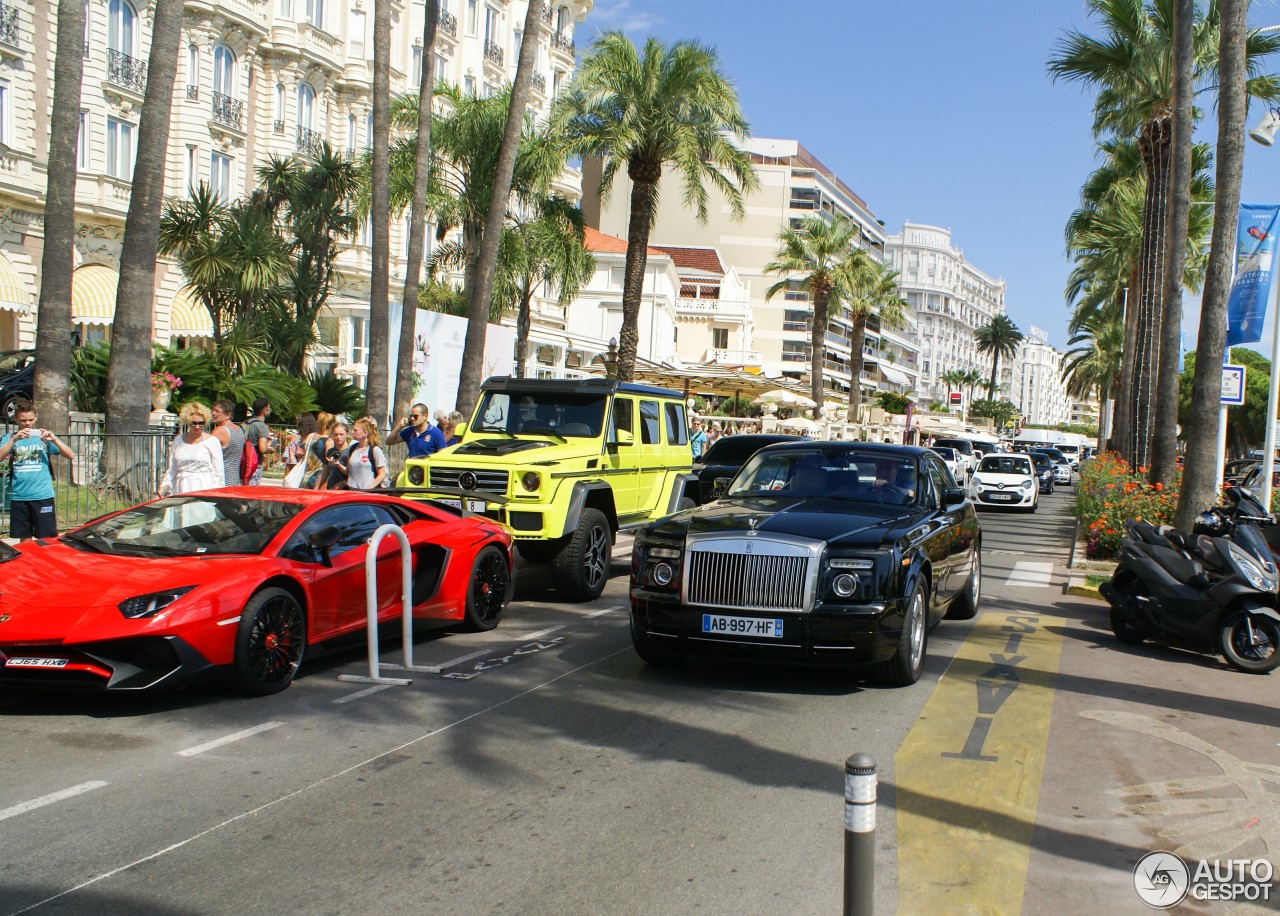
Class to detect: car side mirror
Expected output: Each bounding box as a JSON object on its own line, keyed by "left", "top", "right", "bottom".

{"left": 307, "top": 524, "right": 340, "bottom": 568}
{"left": 614, "top": 429, "right": 634, "bottom": 446}
{"left": 712, "top": 477, "right": 732, "bottom": 499}
{"left": 453, "top": 422, "right": 468, "bottom": 442}
{"left": 942, "top": 487, "right": 966, "bottom": 507}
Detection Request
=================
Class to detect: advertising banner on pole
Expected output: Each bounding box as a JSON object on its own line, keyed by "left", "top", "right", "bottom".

{"left": 1226, "top": 203, "right": 1280, "bottom": 347}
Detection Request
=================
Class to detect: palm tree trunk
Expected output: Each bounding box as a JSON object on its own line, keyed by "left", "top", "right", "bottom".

{"left": 616, "top": 175, "right": 658, "bottom": 382}
{"left": 846, "top": 309, "right": 864, "bottom": 418}
{"left": 1128, "top": 116, "right": 1173, "bottom": 470}
{"left": 33, "top": 0, "right": 85, "bottom": 435}
{"left": 987, "top": 352, "right": 1000, "bottom": 400}
{"left": 1175, "top": 0, "right": 1248, "bottom": 527}
{"left": 365, "top": 0, "right": 393, "bottom": 429}
{"left": 394, "top": 0, "right": 439, "bottom": 420}
{"left": 1151, "top": 0, "right": 1193, "bottom": 488}
{"left": 456, "top": 0, "right": 543, "bottom": 413}
{"left": 105, "top": 1, "right": 182, "bottom": 436}
{"left": 515, "top": 289, "right": 533, "bottom": 378}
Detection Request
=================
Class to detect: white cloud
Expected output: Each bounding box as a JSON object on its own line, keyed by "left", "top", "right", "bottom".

{"left": 589, "top": 0, "right": 663, "bottom": 33}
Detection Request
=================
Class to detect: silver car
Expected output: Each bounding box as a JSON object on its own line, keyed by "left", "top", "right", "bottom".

{"left": 1032, "top": 448, "right": 1072, "bottom": 485}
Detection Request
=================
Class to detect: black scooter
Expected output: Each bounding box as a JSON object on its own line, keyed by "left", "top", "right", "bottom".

{"left": 1099, "top": 491, "right": 1280, "bottom": 674}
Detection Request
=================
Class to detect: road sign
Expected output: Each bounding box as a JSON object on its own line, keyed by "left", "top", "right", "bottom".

{"left": 949, "top": 391, "right": 962, "bottom": 410}
{"left": 1222, "top": 364, "right": 1246, "bottom": 406}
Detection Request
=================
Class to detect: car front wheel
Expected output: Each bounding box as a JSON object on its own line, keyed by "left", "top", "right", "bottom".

{"left": 462, "top": 544, "right": 511, "bottom": 631}
{"left": 232, "top": 587, "right": 306, "bottom": 695}
{"left": 552, "top": 507, "right": 612, "bottom": 602}
{"left": 948, "top": 550, "right": 980, "bottom": 620}
{"left": 876, "top": 579, "right": 928, "bottom": 686}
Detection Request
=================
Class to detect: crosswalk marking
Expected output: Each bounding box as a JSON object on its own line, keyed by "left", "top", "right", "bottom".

{"left": 1005, "top": 561, "right": 1054, "bottom": 588}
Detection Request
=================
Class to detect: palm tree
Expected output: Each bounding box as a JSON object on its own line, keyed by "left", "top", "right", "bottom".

{"left": 1062, "top": 309, "right": 1124, "bottom": 444}
{"left": 1048, "top": 0, "right": 1280, "bottom": 470}
{"left": 105, "top": 0, "right": 183, "bottom": 435}
{"left": 32, "top": 0, "right": 85, "bottom": 435}
{"left": 848, "top": 260, "right": 907, "bottom": 417}
{"left": 962, "top": 369, "right": 985, "bottom": 413}
{"left": 975, "top": 315, "right": 1024, "bottom": 401}
{"left": 365, "top": 0, "right": 393, "bottom": 428}
{"left": 552, "top": 32, "right": 758, "bottom": 382}
{"left": 939, "top": 368, "right": 966, "bottom": 404}
{"left": 457, "top": 0, "right": 548, "bottom": 414}
{"left": 762, "top": 217, "right": 865, "bottom": 410}
{"left": 393, "top": 0, "right": 439, "bottom": 421}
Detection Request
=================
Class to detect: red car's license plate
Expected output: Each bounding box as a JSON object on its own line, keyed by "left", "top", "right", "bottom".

{"left": 5, "top": 657, "right": 70, "bottom": 668}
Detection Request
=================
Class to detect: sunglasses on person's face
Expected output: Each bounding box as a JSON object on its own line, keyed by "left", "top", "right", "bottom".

{"left": 410, "top": 414, "right": 422, "bottom": 420}
{"left": 189, "top": 419, "right": 205, "bottom": 426}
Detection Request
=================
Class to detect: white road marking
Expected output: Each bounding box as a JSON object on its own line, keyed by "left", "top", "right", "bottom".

{"left": 1005, "top": 561, "right": 1055, "bottom": 588}
{"left": 586, "top": 605, "right": 623, "bottom": 618}
{"left": 521, "top": 625, "right": 563, "bottom": 641}
{"left": 435, "top": 646, "right": 500, "bottom": 668}
{"left": 332, "top": 685, "right": 393, "bottom": 705}
{"left": 0, "top": 781, "right": 109, "bottom": 823}
{"left": 174, "top": 722, "right": 284, "bottom": 758}
{"left": 11, "top": 648, "right": 631, "bottom": 915}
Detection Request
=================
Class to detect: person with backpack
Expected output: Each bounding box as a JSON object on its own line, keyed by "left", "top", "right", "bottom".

{"left": 345, "top": 417, "right": 389, "bottom": 489}
{"left": 209, "top": 399, "right": 245, "bottom": 488}
{"left": 240, "top": 398, "right": 275, "bottom": 485}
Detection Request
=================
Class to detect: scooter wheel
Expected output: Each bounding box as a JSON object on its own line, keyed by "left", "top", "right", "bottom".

{"left": 1110, "top": 604, "right": 1145, "bottom": 645}
{"left": 1219, "top": 610, "right": 1280, "bottom": 674}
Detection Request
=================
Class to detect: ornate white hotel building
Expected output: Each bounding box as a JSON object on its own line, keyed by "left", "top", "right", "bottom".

{"left": 884, "top": 221, "right": 1011, "bottom": 406}
{"left": 0, "top": 0, "right": 591, "bottom": 379}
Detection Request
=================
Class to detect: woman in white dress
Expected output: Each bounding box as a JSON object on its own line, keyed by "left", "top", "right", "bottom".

{"left": 158, "top": 402, "right": 225, "bottom": 496}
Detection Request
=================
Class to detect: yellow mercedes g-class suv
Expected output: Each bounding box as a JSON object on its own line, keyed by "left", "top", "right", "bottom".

{"left": 402, "top": 377, "right": 698, "bottom": 601}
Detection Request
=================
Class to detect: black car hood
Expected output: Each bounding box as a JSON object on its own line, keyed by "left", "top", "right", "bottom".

{"left": 649, "top": 495, "right": 925, "bottom": 549}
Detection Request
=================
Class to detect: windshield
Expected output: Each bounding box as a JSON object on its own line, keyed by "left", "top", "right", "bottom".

{"left": 67, "top": 496, "right": 304, "bottom": 556}
{"left": 728, "top": 448, "right": 919, "bottom": 506}
{"left": 1035, "top": 449, "right": 1067, "bottom": 462}
{"left": 0, "top": 350, "right": 33, "bottom": 373}
{"left": 930, "top": 447, "right": 957, "bottom": 460}
{"left": 1058, "top": 445, "right": 1079, "bottom": 456}
{"left": 1030, "top": 453, "right": 1051, "bottom": 471}
{"left": 702, "top": 436, "right": 793, "bottom": 465}
{"left": 978, "top": 455, "right": 1032, "bottom": 475}
{"left": 472, "top": 390, "right": 607, "bottom": 437}
{"left": 932, "top": 439, "right": 972, "bottom": 455}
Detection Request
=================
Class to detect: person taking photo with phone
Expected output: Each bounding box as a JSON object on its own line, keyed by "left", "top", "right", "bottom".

{"left": 0, "top": 399, "right": 76, "bottom": 541}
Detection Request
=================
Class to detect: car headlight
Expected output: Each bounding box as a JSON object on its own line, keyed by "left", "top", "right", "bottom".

{"left": 521, "top": 471, "right": 540, "bottom": 492}
{"left": 832, "top": 574, "right": 858, "bottom": 598}
{"left": 649, "top": 546, "right": 681, "bottom": 560}
{"left": 1021, "top": 480, "right": 1033, "bottom": 490}
{"left": 407, "top": 465, "right": 425, "bottom": 485}
{"left": 830, "top": 558, "right": 875, "bottom": 570}
{"left": 652, "top": 562, "right": 675, "bottom": 586}
{"left": 118, "top": 586, "right": 196, "bottom": 619}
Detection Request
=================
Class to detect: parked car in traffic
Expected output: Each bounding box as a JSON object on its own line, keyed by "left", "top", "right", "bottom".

{"left": 930, "top": 437, "right": 978, "bottom": 476}
{"left": 1223, "top": 458, "right": 1260, "bottom": 487}
{"left": 1028, "top": 451, "right": 1055, "bottom": 494}
{"left": 1032, "top": 447, "right": 1073, "bottom": 485}
{"left": 691, "top": 433, "right": 799, "bottom": 504}
{"left": 970, "top": 453, "right": 1038, "bottom": 512}
{"left": 0, "top": 349, "right": 34, "bottom": 421}
{"left": 928, "top": 446, "right": 967, "bottom": 485}
{"left": 629, "top": 443, "right": 981, "bottom": 686}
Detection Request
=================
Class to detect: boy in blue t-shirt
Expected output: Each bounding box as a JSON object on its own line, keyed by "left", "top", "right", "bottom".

{"left": 0, "top": 399, "right": 76, "bottom": 541}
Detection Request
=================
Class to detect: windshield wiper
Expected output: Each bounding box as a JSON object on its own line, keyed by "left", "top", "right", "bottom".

{"left": 60, "top": 531, "right": 105, "bottom": 554}
{"left": 520, "top": 426, "right": 566, "bottom": 442}
{"left": 109, "top": 543, "right": 192, "bottom": 557}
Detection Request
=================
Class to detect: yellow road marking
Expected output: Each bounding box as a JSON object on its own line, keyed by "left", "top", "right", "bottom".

{"left": 896, "top": 611, "right": 1064, "bottom": 914}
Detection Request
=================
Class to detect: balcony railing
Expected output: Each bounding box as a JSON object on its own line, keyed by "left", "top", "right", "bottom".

{"left": 211, "top": 92, "right": 244, "bottom": 130}
{"left": 0, "top": 4, "right": 19, "bottom": 46}
{"left": 273, "top": 119, "right": 286, "bottom": 135}
{"left": 704, "top": 348, "right": 763, "bottom": 364}
{"left": 185, "top": 84, "right": 199, "bottom": 101}
{"left": 296, "top": 125, "right": 324, "bottom": 157}
{"left": 675, "top": 297, "right": 750, "bottom": 317}
{"left": 107, "top": 49, "right": 147, "bottom": 94}
{"left": 484, "top": 40, "right": 504, "bottom": 66}
{"left": 531, "top": 72, "right": 546, "bottom": 93}
{"left": 438, "top": 8, "right": 457, "bottom": 37}
{"left": 550, "top": 31, "right": 574, "bottom": 54}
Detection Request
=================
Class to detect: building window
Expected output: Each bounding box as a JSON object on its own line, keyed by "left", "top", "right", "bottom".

{"left": 435, "top": 53, "right": 448, "bottom": 82}
{"left": 210, "top": 152, "right": 232, "bottom": 202}
{"left": 483, "top": 5, "right": 498, "bottom": 44}
{"left": 346, "top": 113, "right": 355, "bottom": 155}
{"left": 463, "top": 74, "right": 476, "bottom": 96}
{"left": 0, "top": 81, "right": 10, "bottom": 147}
{"left": 349, "top": 9, "right": 366, "bottom": 58}
{"left": 555, "top": 5, "right": 569, "bottom": 34}
{"left": 712, "top": 328, "right": 728, "bottom": 350}
{"left": 78, "top": 109, "right": 89, "bottom": 169}
{"left": 306, "top": 0, "right": 324, "bottom": 30}
{"left": 184, "top": 144, "right": 198, "bottom": 194}
{"left": 212, "top": 45, "right": 235, "bottom": 97}
{"left": 187, "top": 44, "right": 199, "bottom": 93}
{"left": 83, "top": 0, "right": 90, "bottom": 55}
{"left": 412, "top": 47, "right": 422, "bottom": 83}
{"left": 106, "top": 117, "right": 134, "bottom": 179}
{"left": 107, "top": 0, "right": 136, "bottom": 55}
{"left": 358, "top": 217, "right": 370, "bottom": 247}
{"left": 297, "top": 83, "right": 315, "bottom": 128}
{"left": 350, "top": 316, "right": 369, "bottom": 364}
{"left": 277, "top": 0, "right": 292, "bottom": 16}
{"left": 466, "top": 0, "right": 478, "bottom": 35}
{"left": 365, "top": 111, "right": 373, "bottom": 146}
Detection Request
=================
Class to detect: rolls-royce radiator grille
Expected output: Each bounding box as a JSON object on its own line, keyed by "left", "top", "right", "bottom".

{"left": 686, "top": 552, "right": 810, "bottom": 612}
{"left": 430, "top": 467, "right": 510, "bottom": 494}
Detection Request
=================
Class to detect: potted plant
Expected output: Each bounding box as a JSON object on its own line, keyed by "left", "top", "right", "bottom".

{"left": 150, "top": 371, "right": 182, "bottom": 411}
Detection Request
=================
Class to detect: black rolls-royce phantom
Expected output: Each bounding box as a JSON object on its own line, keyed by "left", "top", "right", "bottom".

{"left": 630, "top": 442, "right": 981, "bottom": 685}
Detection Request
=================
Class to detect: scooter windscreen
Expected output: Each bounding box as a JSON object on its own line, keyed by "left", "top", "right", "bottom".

{"left": 1232, "top": 522, "right": 1279, "bottom": 577}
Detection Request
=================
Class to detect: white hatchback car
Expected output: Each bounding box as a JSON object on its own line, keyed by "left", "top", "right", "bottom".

{"left": 970, "top": 454, "right": 1038, "bottom": 512}
{"left": 928, "top": 446, "right": 967, "bottom": 485}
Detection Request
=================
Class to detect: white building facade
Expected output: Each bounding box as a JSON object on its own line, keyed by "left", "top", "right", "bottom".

{"left": 884, "top": 221, "right": 1009, "bottom": 407}
{"left": 0, "top": 0, "right": 591, "bottom": 377}
{"left": 1015, "top": 326, "right": 1071, "bottom": 427}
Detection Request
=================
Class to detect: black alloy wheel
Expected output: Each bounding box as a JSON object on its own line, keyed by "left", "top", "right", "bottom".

{"left": 552, "top": 507, "right": 611, "bottom": 602}
{"left": 462, "top": 544, "right": 511, "bottom": 631}
{"left": 233, "top": 587, "right": 306, "bottom": 695}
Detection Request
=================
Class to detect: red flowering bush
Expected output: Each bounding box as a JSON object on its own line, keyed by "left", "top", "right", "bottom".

{"left": 1076, "top": 452, "right": 1179, "bottom": 558}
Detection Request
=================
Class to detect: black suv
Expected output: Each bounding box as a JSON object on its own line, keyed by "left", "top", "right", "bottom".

{"left": 0, "top": 349, "right": 34, "bottom": 421}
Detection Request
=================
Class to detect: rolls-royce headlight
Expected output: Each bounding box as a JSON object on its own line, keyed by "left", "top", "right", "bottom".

{"left": 652, "top": 562, "right": 675, "bottom": 586}
{"left": 649, "top": 546, "right": 682, "bottom": 560}
{"left": 830, "top": 558, "right": 874, "bottom": 570}
{"left": 407, "top": 465, "right": 425, "bottom": 485}
{"left": 832, "top": 574, "right": 858, "bottom": 598}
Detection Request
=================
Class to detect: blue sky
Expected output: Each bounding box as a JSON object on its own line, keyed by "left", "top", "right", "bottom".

{"left": 585, "top": 0, "right": 1280, "bottom": 354}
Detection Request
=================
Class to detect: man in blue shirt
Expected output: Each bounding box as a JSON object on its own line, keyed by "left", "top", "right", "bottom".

{"left": 390, "top": 403, "right": 435, "bottom": 458}
{"left": 0, "top": 399, "right": 76, "bottom": 541}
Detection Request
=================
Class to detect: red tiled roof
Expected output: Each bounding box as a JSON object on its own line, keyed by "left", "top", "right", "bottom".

{"left": 583, "top": 226, "right": 662, "bottom": 256}
{"left": 653, "top": 246, "right": 724, "bottom": 276}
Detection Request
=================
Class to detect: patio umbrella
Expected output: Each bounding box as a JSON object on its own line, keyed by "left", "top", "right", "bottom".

{"left": 754, "top": 389, "right": 817, "bottom": 409}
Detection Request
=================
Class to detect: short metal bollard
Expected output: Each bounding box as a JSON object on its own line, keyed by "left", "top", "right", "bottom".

{"left": 843, "top": 753, "right": 877, "bottom": 916}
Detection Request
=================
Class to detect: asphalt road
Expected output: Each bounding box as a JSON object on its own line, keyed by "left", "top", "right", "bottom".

{"left": 1, "top": 484, "right": 1100, "bottom": 915}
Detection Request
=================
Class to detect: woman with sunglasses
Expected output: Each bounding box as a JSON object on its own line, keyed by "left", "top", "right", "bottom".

{"left": 157, "top": 401, "right": 225, "bottom": 497}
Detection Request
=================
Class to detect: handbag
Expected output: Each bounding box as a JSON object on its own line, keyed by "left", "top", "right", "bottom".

{"left": 282, "top": 434, "right": 316, "bottom": 488}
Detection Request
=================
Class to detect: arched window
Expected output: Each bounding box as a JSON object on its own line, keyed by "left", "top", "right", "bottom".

{"left": 274, "top": 83, "right": 286, "bottom": 124}
{"left": 107, "top": 0, "right": 136, "bottom": 55}
{"left": 555, "top": 5, "right": 568, "bottom": 35}
{"left": 297, "top": 83, "right": 315, "bottom": 129}
{"left": 212, "top": 45, "right": 236, "bottom": 98}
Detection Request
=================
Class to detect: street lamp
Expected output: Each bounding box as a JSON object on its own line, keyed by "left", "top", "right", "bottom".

{"left": 1249, "top": 107, "right": 1280, "bottom": 146}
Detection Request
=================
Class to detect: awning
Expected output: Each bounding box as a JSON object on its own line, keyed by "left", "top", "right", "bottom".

{"left": 879, "top": 364, "right": 913, "bottom": 388}
{"left": 0, "top": 254, "right": 32, "bottom": 314}
{"left": 169, "top": 287, "right": 214, "bottom": 338}
{"left": 71, "top": 264, "right": 119, "bottom": 325}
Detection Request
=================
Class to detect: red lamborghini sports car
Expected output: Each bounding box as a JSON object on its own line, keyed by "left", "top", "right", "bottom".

{"left": 0, "top": 488, "right": 513, "bottom": 695}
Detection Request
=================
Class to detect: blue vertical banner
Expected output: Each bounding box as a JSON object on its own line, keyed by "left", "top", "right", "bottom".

{"left": 1226, "top": 203, "right": 1280, "bottom": 346}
